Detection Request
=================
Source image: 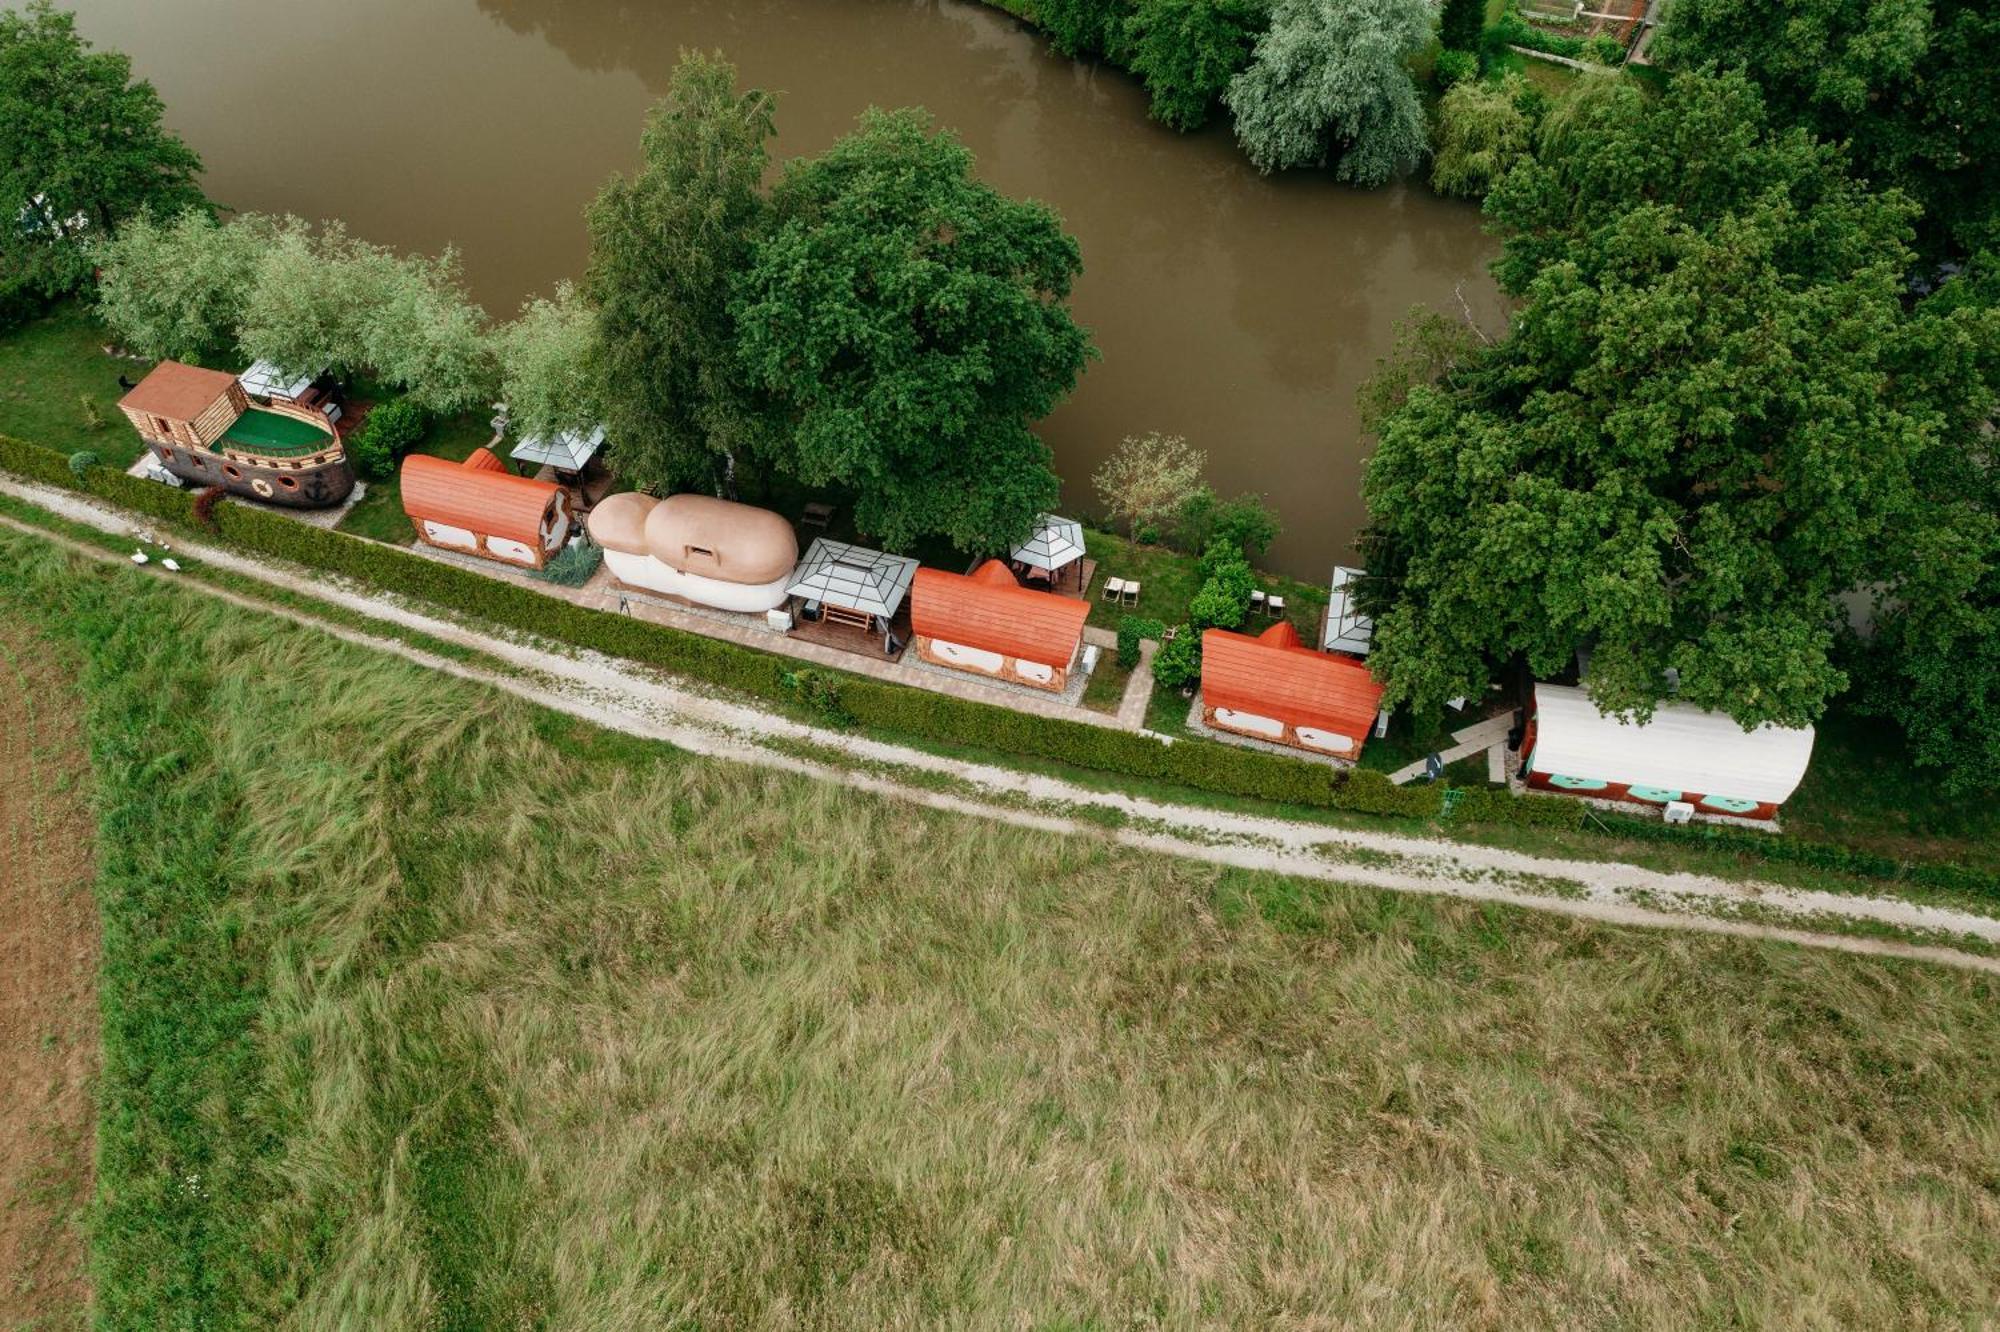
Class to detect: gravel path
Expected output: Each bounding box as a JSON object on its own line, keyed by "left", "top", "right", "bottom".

{"left": 6, "top": 478, "right": 1997, "bottom": 976}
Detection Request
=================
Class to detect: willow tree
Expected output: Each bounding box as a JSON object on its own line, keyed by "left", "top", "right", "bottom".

{"left": 1224, "top": 0, "right": 1430, "bottom": 185}
{"left": 733, "top": 108, "right": 1094, "bottom": 552}
{"left": 1362, "top": 72, "right": 1953, "bottom": 729}
{"left": 1429, "top": 75, "right": 1533, "bottom": 200}
{"left": 1125, "top": 0, "right": 1266, "bottom": 132}
{"left": 587, "top": 51, "right": 776, "bottom": 495}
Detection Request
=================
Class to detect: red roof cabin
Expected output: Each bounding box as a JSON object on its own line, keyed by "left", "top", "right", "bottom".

{"left": 911, "top": 559, "right": 1091, "bottom": 692}
{"left": 1200, "top": 622, "right": 1385, "bottom": 761}
{"left": 400, "top": 449, "right": 573, "bottom": 569}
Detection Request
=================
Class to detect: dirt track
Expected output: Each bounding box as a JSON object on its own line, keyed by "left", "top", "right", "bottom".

{"left": 0, "top": 616, "right": 96, "bottom": 1329}
{"left": 5, "top": 479, "right": 1999, "bottom": 978}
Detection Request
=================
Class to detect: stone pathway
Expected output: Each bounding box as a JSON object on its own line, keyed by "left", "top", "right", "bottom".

{"left": 1389, "top": 713, "right": 1515, "bottom": 785}
{"left": 6, "top": 479, "right": 1999, "bottom": 976}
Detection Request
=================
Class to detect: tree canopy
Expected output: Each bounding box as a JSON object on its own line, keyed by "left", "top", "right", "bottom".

{"left": 1429, "top": 75, "right": 1534, "bottom": 200}
{"left": 1361, "top": 72, "right": 1968, "bottom": 731}
{"left": 1225, "top": 0, "right": 1430, "bottom": 185}
{"left": 1655, "top": 0, "right": 1998, "bottom": 260}
{"left": 93, "top": 210, "right": 495, "bottom": 414}
{"left": 495, "top": 282, "right": 604, "bottom": 445}
{"left": 587, "top": 50, "right": 776, "bottom": 496}
{"left": 0, "top": 0, "right": 206, "bottom": 308}
{"left": 733, "top": 107, "right": 1094, "bottom": 552}
{"left": 1124, "top": 0, "right": 1266, "bottom": 133}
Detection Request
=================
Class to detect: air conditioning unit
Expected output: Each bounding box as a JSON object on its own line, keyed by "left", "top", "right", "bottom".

{"left": 765, "top": 608, "right": 793, "bottom": 633}
{"left": 1663, "top": 801, "right": 1695, "bottom": 825}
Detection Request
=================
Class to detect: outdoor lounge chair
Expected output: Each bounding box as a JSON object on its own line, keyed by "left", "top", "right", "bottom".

{"left": 1266, "top": 594, "right": 1285, "bottom": 618}
{"left": 1102, "top": 577, "right": 1125, "bottom": 602}
{"left": 1122, "top": 580, "right": 1140, "bottom": 606}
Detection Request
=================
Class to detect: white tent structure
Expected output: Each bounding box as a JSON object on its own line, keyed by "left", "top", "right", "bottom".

{"left": 238, "top": 360, "right": 323, "bottom": 402}
{"left": 1010, "top": 513, "right": 1086, "bottom": 590}
{"left": 1528, "top": 684, "right": 1815, "bottom": 814}
{"left": 1321, "top": 565, "right": 1373, "bottom": 656}
{"left": 510, "top": 424, "right": 607, "bottom": 474}
{"left": 786, "top": 539, "right": 918, "bottom": 649}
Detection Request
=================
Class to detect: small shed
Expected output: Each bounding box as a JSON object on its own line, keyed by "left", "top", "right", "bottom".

{"left": 1320, "top": 565, "right": 1373, "bottom": 656}
{"left": 1200, "top": 621, "right": 1386, "bottom": 760}
{"left": 587, "top": 491, "right": 798, "bottom": 612}
{"left": 912, "top": 559, "right": 1091, "bottom": 691}
{"left": 118, "top": 361, "right": 245, "bottom": 451}
{"left": 1009, "top": 513, "right": 1087, "bottom": 592}
{"left": 787, "top": 539, "right": 919, "bottom": 649}
{"left": 401, "top": 448, "right": 573, "bottom": 569}
{"left": 510, "top": 424, "right": 607, "bottom": 478}
{"left": 1523, "top": 684, "right": 1815, "bottom": 821}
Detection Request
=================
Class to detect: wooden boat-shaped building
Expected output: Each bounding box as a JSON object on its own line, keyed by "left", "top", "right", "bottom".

{"left": 118, "top": 360, "right": 354, "bottom": 508}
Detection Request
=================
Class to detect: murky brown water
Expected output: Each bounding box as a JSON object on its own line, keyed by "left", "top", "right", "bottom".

{"left": 63, "top": 0, "right": 1501, "bottom": 578}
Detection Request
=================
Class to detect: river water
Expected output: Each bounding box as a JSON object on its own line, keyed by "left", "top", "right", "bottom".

{"left": 62, "top": 0, "right": 1501, "bottom": 579}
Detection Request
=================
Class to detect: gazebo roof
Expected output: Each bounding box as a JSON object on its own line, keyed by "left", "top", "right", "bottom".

{"left": 786, "top": 539, "right": 918, "bottom": 619}
{"left": 238, "top": 359, "right": 322, "bottom": 401}
{"left": 511, "top": 424, "right": 606, "bottom": 471}
{"left": 1321, "top": 565, "right": 1374, "bottom": 656}
{"left": 1010, "top": 513, "right": 1085, "bottom": 571}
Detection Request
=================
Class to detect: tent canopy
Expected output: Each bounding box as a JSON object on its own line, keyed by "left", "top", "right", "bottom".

{"left": 786, "top": 539, "right": 918, "bottom": 620}
{"left": 1321, "top": 565, "right": 1373, "bottom": 656}
{"left": 1010, "top": 513, "right": 1085, "bottom": 571}
{"left": 1530, "top": 684, "right": 1815, "bottom": 805}
{"left": 511, "top": 423, "right": 607, "bottom": 471}
{"left": 238, "top": 359, "right": 323, "bottom": 401}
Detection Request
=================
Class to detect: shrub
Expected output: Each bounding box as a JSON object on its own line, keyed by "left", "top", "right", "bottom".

{"left": 779, "top": 667, "right": 854, "bottom": 728}
{"left": 1117, "top": 614, "right": 1164, "bottom": 669}
{"left": 1152, "top": 627, "right": 1201, "bottom": 691}
{"left": 1434, "top": 48, "right": 1477, "bottom": 88}
{"left": 78, "top": 396, "right": 107, "bottom": 432}
{"left": 530, "top": 540, "right": 603, "bottom": 588}
{"left": 1585, "top": 32, "right": 1624, "bottom": 64}
{"left": 347, "top": 397, "right": 429, "bottom": 481}
{"left": 1181, "top": 489, "right": 1281, "bottom": 558}
{"left": 67, "top": 449, "right": 99, "bottom": 479}
{"left": 1432, "top": 75, "right": 1533, "bottom": 199}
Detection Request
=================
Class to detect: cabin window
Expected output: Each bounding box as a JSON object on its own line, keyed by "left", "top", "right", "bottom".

{"left": 686, "top": 545, "right": 715, "bottom": 559}
{"left": 278, "top": 475, "right": 299, "bottom": 490}
{"left": 222, "top": 463, "right": 242, "bottom": 479}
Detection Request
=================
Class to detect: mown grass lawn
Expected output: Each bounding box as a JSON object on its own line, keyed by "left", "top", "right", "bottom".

{"left": 7, "top": 530, "right": 1999, "bottom": 1329}
{"left": 0, "top": 304, "right": 145, "bottom": 467}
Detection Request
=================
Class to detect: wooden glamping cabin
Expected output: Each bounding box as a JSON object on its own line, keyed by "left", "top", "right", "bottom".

{"left": 586, "top": 492, "right": 797, "bottom": 612}
{"left": 1200, "top": 622, "right": 1386, "bottom": 761}
{"left": 1521, "top": 684, "right": 1815, "bottom": 822}
{"left": 911, "top": 559, "right": 1090, "bottom": 692}
{"left": 119, "top": 360, "right": 353, "bottom": 508}
{"left": 400, "top": 449, "right": 573, "bottom": 569}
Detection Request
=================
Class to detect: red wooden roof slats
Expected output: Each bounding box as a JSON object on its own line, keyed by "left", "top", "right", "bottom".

{"left": 400, "top": 452, "right": 559, "bottom": 546}
{"left": 463, "top": 446, "right": 507, "bottom": 473}
{"left": 118, "top": 361, "right": 238, "bottom": 422}
{"left": 912, "top": 559, "right": 1090, "bottom": 668}
{"left": 1201, "top": 622, "right": 1385, "bottom": 737}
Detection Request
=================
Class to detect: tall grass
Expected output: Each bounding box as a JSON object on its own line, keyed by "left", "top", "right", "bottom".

{"left": 5, "top": 532, "right": 1998, "bottom": 1329}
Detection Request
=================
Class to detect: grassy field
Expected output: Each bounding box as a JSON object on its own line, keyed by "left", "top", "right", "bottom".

{"left": 6, "top": 530, "right": 1999, "bottom": 1328}
{"left": 0, "top": 304, "right": 145, "bottom": 467}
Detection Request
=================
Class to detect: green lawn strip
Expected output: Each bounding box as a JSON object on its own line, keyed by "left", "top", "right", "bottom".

{"left": 14, "top": 544, "right": 2000, "bottom": 1324}
{"left": 0, "top": 303, "right": 144, "bottom": 466}
{"left": 1079, "top": 651, "right": 1133, "bottom": 713}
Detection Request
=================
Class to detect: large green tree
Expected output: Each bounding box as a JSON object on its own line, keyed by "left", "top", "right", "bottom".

{"left": 1032, "top": 0, "right": 1137, "bottom": 60}
{"left": 91, "top": 209, "right": 274, "bottom": 362}
{"left": 1656, "top": 0, "right": 1999, "bottom": 260}
{"left": 1124, "top": 0, "right": 1267, "bottom": 133}
{"left": 733, "top": 108, "right": 1094, "bottom": 552}
{"left": 1361, "top": 72, "right": 1956, "bottom": 730}
{"left": 495, "top": 281, "right": 605, "bottom": 445}
{"left": 0, "top": 0, "right": 206, "bottom": 309}
{"left": 587, "top": 51, "right": 776, "bottom": 496}
{"left": 1224, "top": 0, "right": 1430, "bottom": 185}
{"left": 1846, "top": 261, "right": 2000, "bottom": 792}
